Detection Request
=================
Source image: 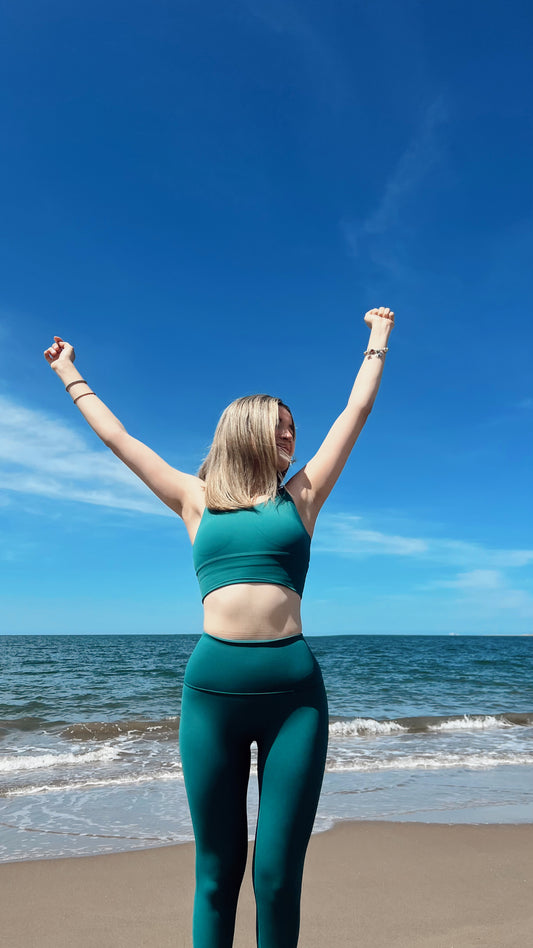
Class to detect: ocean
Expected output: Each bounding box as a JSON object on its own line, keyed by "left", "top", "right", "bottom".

{"left": 1, "top": 633, "right": 532, "bottom": 863}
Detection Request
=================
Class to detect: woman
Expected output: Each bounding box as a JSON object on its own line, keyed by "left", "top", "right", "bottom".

{"left": 44, "top": 305, "right": 394, "bottom": 947}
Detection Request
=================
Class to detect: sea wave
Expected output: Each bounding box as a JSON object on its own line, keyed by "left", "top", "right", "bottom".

{"left": 0, "top": 717, "right": 60, "bottom": 734}
{"left": 4, "top": 747, "right": 533, "bottom": 799}
{"left": 60, "top": 718, "right": 179, "bottom": 740}
{"left": 329, "top": 718, "right": 407, "bottom": 736}
{"left": 2, "top": 711, "right": 532, "bottom": 742}
{"left": 326, "top": 751, "right": 533, "bottom": 773}
{"left": 3, "top": 768, "right": 183, "bottom": 797}
{"left": 428, "top": 715, "right": 512, "bottom": 732}
{"left": 0, "top": 746, "right": 119, "bottom": 774}
{"left": 328, "top": 712, "right": 533, "bottom": 737}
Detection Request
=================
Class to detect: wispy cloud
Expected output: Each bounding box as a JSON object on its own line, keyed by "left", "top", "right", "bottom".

{"left": 315, "top": 515, "right": 428, "bottom": 556}
{"left": 315, "top": 514, "right": 533, "bottom": 620}
{"left": 315, "top": 514, "right": 533, "bottom": 570}
{"left": 423, "top": 569, "right": 504, "bottom": 590}
{"left": 517, "top": 397, "right": 533, "bottom": 411}
{"left": 341, "top": 95, "right": 450, "bottom": 274}
{"left": 428, "top": 541, "right": 533, "bottom": 570}
{"left": 478, "top": 396, "right": 533, "bottom": 430}
{"left": 0, "top": 395, "right": 173, "bottom": 517}
{"left": 242, "top": 0, "right": 348, "bottom": 107}
{"left": 366, "top": 96, "right": 449, "bottom": 237}
{"left": 244, "top": 0, "right": 321, "bottom": 43}
{"left": 420, "top": 569, "right": 533, "bottom": 619}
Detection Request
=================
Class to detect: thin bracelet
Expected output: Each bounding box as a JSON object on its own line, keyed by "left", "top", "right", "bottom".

{"left": 73, "top": 391, "right": 96, "bottom": 404}
{"left": 65, "top": 379, "right": 88, "bottom": 392}
{"left": 364, "top": 348, "right": 389, "bottom": 359}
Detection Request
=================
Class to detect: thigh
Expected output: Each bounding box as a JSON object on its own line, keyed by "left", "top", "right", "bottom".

{"left": 180, "top": 685, "right": 251, "bottom": 866}
{"left": 255, "top": 686, "right": 329, "bottom": 874}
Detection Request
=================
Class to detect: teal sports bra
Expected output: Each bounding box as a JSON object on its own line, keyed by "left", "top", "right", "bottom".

{"left": 193, "top": 488, "right": 311, "bottom": 602}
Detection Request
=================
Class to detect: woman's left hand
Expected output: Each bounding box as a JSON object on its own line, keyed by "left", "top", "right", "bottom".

{"left": 364, "top": 307, "right": 395, "bottom": 329}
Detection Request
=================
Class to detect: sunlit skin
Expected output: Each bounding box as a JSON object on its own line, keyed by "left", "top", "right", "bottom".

{"left": 275, "top": 405, "right": 296, "bottom": 476}
{"left": 44, "top": 307, "right": 394, "bottom": 640}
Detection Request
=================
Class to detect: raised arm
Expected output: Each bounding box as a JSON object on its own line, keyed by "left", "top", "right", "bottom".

{"left": 287, "top": 307, "right": 394, "bottom": 532}
{"left": 43, "top": 336, "right": 203, "bottom": 522}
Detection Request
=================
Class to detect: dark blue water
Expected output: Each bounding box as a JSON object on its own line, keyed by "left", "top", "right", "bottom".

{"left": 3, "top": 633, "right": 532, "bottom": 722}
{"left": 1, "top": 634, "right": 532, "bottom": 862}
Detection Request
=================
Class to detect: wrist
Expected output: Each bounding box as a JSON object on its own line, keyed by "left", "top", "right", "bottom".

{"left": 55, "top": 362, "right": 82, "bottom": 385}
{"left": 368, "top": 321, "right": 393, "bottom": 346}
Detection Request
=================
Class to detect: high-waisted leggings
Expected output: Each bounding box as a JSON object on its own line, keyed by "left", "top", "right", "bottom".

{"left": 179, "top": 632, "right": 329, "bottom": 948}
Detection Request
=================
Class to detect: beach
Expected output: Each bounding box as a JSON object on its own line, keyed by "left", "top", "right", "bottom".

{"left": 1, "top": 821, "right": 532, "bottom": 948}
{"left": 2, "top": 634, "right": 532, "bottom": 944}
{"left": 3, "top": 635, "right": 533, "bottom": 864}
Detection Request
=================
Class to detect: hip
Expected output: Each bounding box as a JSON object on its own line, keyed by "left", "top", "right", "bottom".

{"left": 183, "top": 632, "right": 325, "bottom": 696}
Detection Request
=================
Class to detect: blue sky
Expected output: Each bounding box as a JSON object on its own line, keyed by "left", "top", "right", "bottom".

{"left": 1, "top": 0, "right": 532, "bottom": 635}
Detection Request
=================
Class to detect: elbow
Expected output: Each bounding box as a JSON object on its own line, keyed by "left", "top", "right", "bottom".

{"left": 354, "top": 401, "right": 373, "bottom": 421}
{"left": 102, "top": 431, "right": 118, "bottom": 449}
{"left": 345, "top": 401, "right": 372, "bottom": 421}
{"left": 103, "top": 428, "right": 128, "bottom": 451}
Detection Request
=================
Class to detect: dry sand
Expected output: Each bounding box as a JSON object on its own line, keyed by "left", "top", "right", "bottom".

{"left": 1, "top": 821, "right": 531, "bottom": 948}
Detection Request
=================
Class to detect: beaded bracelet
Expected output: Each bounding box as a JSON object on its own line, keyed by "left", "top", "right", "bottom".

{"left": 65, "top": 379, "right": 88, "bottom": 392}
{"left": 364, "top": 348, "right": 389, "bottom": 360}
{"left": 73, "top": 392, "right": 96, "bottom": 404}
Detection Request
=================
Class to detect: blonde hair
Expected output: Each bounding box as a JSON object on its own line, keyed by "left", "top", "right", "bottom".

{"left": 198, "top": 394, "right": 295, "bottom": 510}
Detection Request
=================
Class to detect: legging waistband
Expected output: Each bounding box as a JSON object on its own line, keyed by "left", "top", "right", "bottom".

{"left": 202, "top": 631, "right": 304, "bottom": 647}
{"left": 183, "top": 631, "right": 322, "bottom": 695}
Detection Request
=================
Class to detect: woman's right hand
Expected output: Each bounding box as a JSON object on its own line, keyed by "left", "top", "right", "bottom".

{"left": 43, "top": 336, "right": 75, "bottom": 372}
{"left": 363, "top": 307, "right": 395, "bottom": 329}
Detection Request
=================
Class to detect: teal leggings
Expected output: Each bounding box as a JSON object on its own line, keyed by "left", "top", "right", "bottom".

{"left": 179, "top": 633, "right": 329, "bottom": 948}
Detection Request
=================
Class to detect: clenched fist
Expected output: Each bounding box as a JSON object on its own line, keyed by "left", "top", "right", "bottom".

{"left": 364, "top": 307, "right": 395, "bottom": 329}
{"left": 43, "top": 336, "right": 75, "bottom": 371}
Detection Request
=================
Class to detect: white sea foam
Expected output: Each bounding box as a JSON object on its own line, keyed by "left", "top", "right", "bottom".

{"left": 9, "top": 749, "right": 533, "bottom": 795}
{"left": 329, "top": 718, "right": 407, "bottom": 737}
{"left": 428, "top": 715, "right": 513, "bottom": 732}
{"left": 0, "top": 746, "right": 119, "bottom": 774}
{"left": 326, "top": 752, "right": 533, "bottom": 773}
{"left": 5, "top": 769, "right": 184, "bottom": 796}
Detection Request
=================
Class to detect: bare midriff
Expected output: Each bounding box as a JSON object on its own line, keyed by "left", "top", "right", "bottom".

{"left": 202, "top": 583, "right": 303, "bottom": 641}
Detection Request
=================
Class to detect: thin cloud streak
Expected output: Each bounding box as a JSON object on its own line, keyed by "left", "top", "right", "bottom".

{"left": 418, "top": 569, "right": 533, "bottom": 618}
{"left": 315, "top": 513, "right": 533, "bottom": 570}
{"left": 422, "top": 570, "right": 533, "bottom": 619}
{"left": 3, "top": 396, "right": 533, "bottom": 587}
{"left": 0, "top": 395, "right": 172, "bottom": 517}
{"left": 364, "top": 96, "right": 449, "bottom": 237}
{"left": 315, "top": 515, "right": 428, "bottom": 556}
{"left": 427, "top": 569, "right": 505, "bottom": 589}
{"left": 341, "top": 95, "right": 450, "bottom": 272}
{"left": 1, "top": 473, "right": 170, "bottom": 516}
{"left": 315, "top": 514, "right": 533, "bottom": 620}
{"left": 242, "top": 0, "right": 348, "bottom": 107}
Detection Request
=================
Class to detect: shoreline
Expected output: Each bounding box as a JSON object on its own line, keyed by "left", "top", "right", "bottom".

{"left": 1, "top": 821, "right": 531, "bottom": 948}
